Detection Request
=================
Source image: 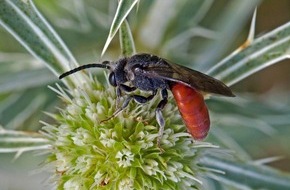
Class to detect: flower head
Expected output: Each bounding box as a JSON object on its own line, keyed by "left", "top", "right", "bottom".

{"left": 42, "top": 75, "right": 215, "bottom": 189}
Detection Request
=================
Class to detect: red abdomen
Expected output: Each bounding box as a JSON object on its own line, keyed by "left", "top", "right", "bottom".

{"left": 171, "top": 83, "right": 210, "bottom": 140}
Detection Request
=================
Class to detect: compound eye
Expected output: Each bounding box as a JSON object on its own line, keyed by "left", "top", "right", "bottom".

{"left": 109, "top": 72, "right": 117, "bottom": 86}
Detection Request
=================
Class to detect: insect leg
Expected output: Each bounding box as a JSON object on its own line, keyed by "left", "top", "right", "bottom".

{"left": 156, "top": 89, "right": 168, "bottom": 147}
{"left": 101, "top": 95, "right": 132, "bottom": 123}
{"left": 116, "top": 87, "right": 122, "bottom": 108}
{"left": 101, "top": 90, "right": 156, "bottom": 123}
{"left": 131, "top": 90, "right": 156, "bottom": 104}
{"left": 116, "top": 84, "right": 137, "bottom": 108}
{"left": 119, "top": 84, "right": 137, "bottom": 92}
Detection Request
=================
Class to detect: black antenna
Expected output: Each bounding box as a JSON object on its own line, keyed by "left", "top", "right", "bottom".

{"left": 59, "top": 63, "right": 110, "bottom": 79}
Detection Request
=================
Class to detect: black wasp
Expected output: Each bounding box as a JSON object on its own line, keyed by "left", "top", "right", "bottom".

{"left": 60, "top": 53, "right": 234, "bottom": 145}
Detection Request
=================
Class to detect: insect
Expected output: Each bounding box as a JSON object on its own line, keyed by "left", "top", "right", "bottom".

{"left": 59, "top": 53, "right": 234, "bottom": 145}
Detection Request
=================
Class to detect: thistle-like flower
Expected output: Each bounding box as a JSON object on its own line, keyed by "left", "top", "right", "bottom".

{"left": 42, "top": 74, "right": 216, "bottom": 189}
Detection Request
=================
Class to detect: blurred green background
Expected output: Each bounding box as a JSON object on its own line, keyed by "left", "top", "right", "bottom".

{"left": 0, "top": 0, "right": 289, "bottom": 189}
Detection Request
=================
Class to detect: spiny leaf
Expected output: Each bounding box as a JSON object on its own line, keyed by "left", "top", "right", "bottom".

{"left": 101, "top": 0, "right": 139, "bottom": 56}
{"left": 119, "top": 19, "right": 136, "bottom": 57}
{"left": 198, "top": 1, "right": 260, "bottom": 69}
{"left": 0, "top": 0, "right": 85, "bottom": 88}
{"left": 207, "top": 21, "right": 290, "bottom": 86}
{"left": 0, "top": 127, "right": 50, "bottom": 159}
{"left": 0, "top": 0, "right": 75, "bottom": 75}
{"left": 0, "top": 67, "right": 55, "bottom": 93}
{"left": 199, "top": 154, "right": 290, "bottom": 190}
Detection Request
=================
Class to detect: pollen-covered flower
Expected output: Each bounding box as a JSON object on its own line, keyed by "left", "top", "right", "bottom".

{"left": 42, "top": 75, "right": 216, "bottom": 189}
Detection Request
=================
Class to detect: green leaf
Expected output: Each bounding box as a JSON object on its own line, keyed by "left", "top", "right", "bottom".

{"left": 207, "top": 21, "right": 290, "bottom": 86}
{"left": 119, "top": 20, "right": 136, "bottom": 57}
{"left": 0, "top": 53, "right": 55, "bottom": 93}
{"left": 0, "top": 127, "right": 50, "bottom": 159}
{"left": 0, "top": 0, "right": 76, "bottom": 75}
{"left": 199, "top": 155, "right": 290, "bottom": 190}
{"left": 0, "top": 67, "right": 55, "bottom": 94}
{"left": 198, "top": 0, "right": 260, "bottom": 69}
{"left": 0, "top": 0, "right": 86, "bottom": 88}
{"left": 101, "top": 0, "right": 139, "bottom": 56}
